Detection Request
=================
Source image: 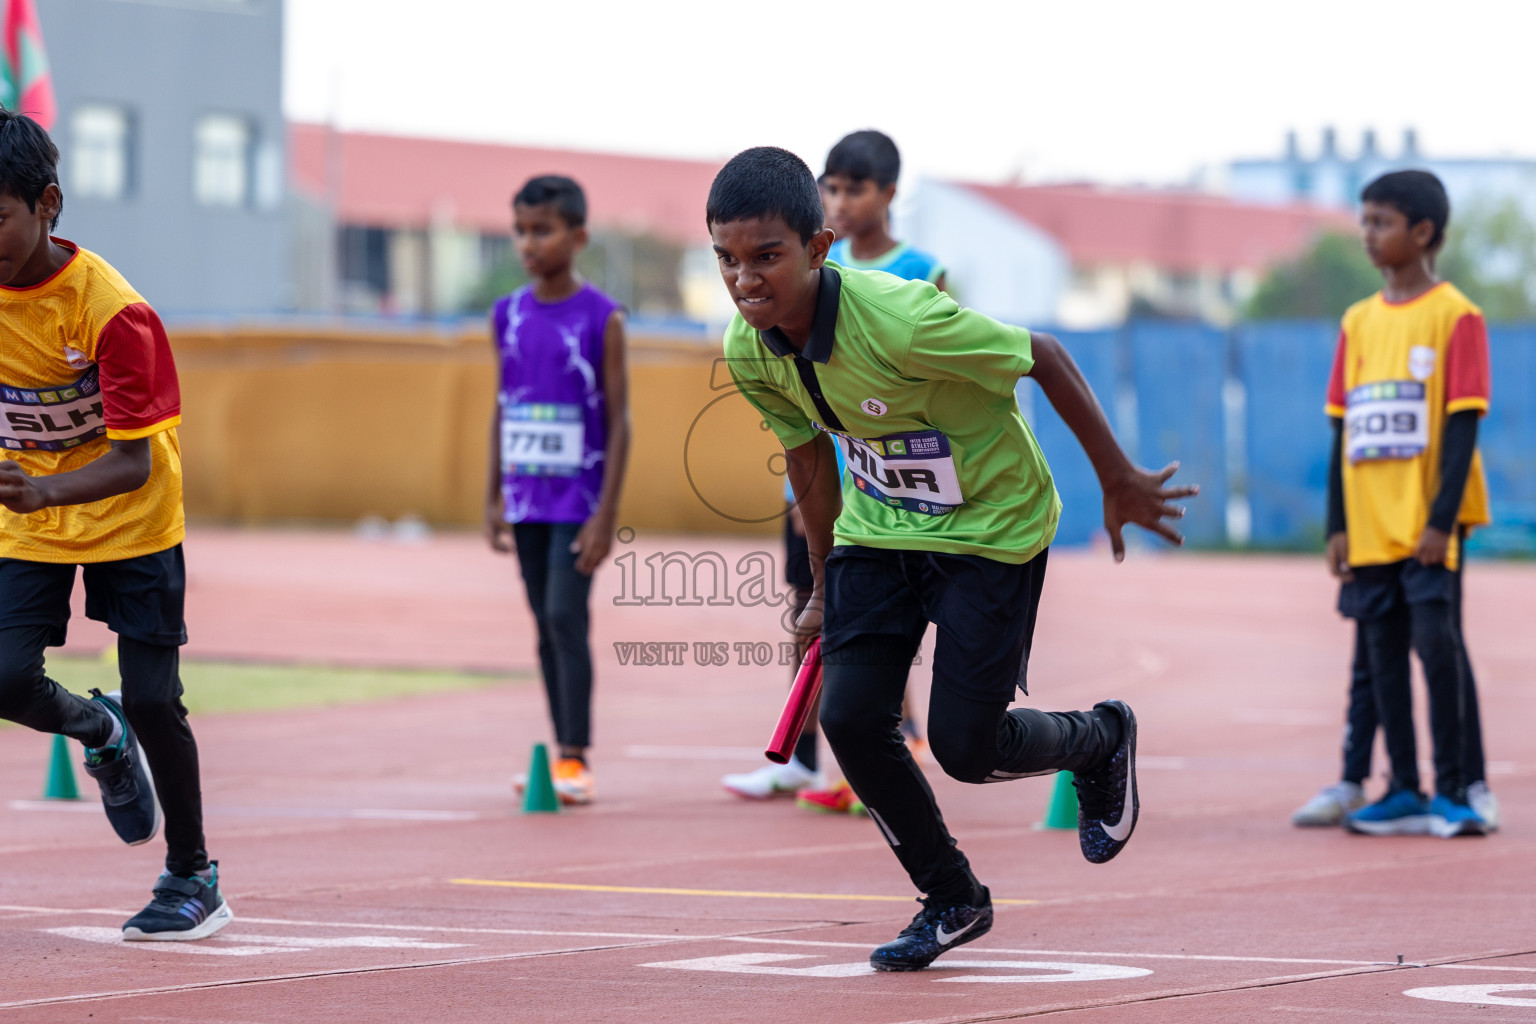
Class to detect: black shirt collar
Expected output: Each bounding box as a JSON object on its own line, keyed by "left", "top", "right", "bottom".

{"left": 759, "top": 265, "right": 841, "bottom": 364}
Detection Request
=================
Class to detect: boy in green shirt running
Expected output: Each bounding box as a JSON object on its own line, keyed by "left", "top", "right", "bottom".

{"left": 708, "top": 147, "right": 1196, "bottom": 972}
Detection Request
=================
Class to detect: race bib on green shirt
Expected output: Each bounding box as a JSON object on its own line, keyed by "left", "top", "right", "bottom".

{"left": 501, "top": 402, "right": 585, "bottom": 477}
{"left": 835, "top": 427, "right": 965, "bottom": 516}
{"left": 1345, "top": 381, "right": 1428, "bottom": 463}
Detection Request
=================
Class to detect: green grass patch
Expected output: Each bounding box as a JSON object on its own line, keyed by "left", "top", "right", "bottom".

{"left": 12, "top": 655, "right": 528, "bottom": 719}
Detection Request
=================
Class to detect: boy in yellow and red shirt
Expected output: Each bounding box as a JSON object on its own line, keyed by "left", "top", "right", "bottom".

{"left": 1321, "top": 169, "right": 1492, "bottom": 838}
{"left": 0, "top": 110, "right": 230, "bottom": 938}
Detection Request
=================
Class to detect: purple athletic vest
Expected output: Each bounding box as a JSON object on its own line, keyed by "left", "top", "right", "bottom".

{"left": 492, "top": 283, "right": 618, "bottom": 523}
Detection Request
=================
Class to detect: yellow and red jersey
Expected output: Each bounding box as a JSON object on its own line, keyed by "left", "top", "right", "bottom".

{"left": 1326, "top": 281, "right": 1491, "bottom": 570}
{"left": 0, "top": 240, "right": 184, "bottom": 563}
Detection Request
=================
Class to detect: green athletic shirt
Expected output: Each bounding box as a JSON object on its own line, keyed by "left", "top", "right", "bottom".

{"left": 724, "top": 261, "right": 1060, "bottom": 564}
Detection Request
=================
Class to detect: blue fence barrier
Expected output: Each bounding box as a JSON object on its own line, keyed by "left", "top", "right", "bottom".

{"left": 1018, "top": 330, "right": 1118, "bottom": 546}
{"left": 1013, "top": 320, "right": 1535, "bottom": 556}
{"left": 1240, "top": 322, "right": 1338, "bottom": 548}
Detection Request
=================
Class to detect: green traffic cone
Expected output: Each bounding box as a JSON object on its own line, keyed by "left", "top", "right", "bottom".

{"left": 521, "top": 743, "right": 560, "bottom": 814}
{"left": 44, "top": 734, "right": 81, "bottom": 800}
{"left": 1036, "top": 770, "right": 1077, "bottom": 830}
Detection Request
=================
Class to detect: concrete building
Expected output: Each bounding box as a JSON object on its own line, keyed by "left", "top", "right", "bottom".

{"left": 905, "top": 180, "right": 1351, "bottom": 328}
{"left": 1229, "top": 127, "right": 1536, "bottom": 219}
{"left": 283, "top": 126, "right": 1351, "bottom": 331}
{"left": 36, "top": 0, "right": 288, "bottom": 316}
{"left": 286, "top": 125, "right": 722, "bottom": 320}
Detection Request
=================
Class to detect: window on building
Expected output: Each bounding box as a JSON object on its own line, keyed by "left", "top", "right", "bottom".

{"left": 193, "top": 114, "right": 253, "bottom": 207}
{"left": 338, "top": 225, "right": 391, "bottom": 296}
{"left": 71, "top": 104, "right": 133, "bottom": 200}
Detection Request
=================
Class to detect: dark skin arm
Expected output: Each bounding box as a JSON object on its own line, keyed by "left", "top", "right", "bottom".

{"left": 485, "top": 316, "right": 513, "bottom": 553}
{"left": 1026, "top": 332, "right": 1198, "bottom": 560}
{"left": 0, "top": 438, "right": 152, "bottom": 513}
{"left": 783, "top": 431, "right": 843, "bottom": 643}
{"left": 570, "top": 310, "right": 631, "bottom": 575}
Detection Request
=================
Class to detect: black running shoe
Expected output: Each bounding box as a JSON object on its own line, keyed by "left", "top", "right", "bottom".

{"left": 81, "top": 689, "right": 160, "bottom": 846}
{"left": 869, "top": 891, "right": 993, "bottom": 972}
{"left": 123, "top": 862, "right": 234, "bottom": 941}
{"left": 1074, "top": 699, "right": 1138, "bottom": 864}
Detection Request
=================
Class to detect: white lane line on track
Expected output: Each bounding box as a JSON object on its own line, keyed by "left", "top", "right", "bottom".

{"left": 7, "top": 801, "right": 481, "bottom": 821}
{"left": 8, "top": 904, "right": 1535, "bottom": 973}
{"left": 619, "top": 748, "right": 1525, "bottom": 773}
{"left": 624, "top": 745, "right": 766, "bottom": 760}
{"left": 44, "top": 926, "right": 469, "bottom": 955}
{"left": 0, "top": 939, "right": 700, "bottom": 1010}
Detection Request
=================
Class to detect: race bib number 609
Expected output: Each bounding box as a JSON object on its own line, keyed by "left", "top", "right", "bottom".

{"left": 1345, "top": 380, "right": 1429, "bottom": 463}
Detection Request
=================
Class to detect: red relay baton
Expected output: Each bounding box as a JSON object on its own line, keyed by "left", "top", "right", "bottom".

{"left": 765, "top": 636, "right": 823, "bottom": 764}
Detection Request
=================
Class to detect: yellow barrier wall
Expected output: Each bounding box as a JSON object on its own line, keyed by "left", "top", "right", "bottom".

{"left": 170, "top": 327, "right": 784, "bottom": 535}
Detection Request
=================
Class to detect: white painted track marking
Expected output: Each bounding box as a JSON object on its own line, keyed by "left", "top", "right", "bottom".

{"left": 44, "top": 927, "right": 294, "bottom": 957}
{"left": 935, "top": 960, "right": 1153, "bottom": 983}
{"left": 44, "top": 926, "right": 467, "bottom": 955}
{"left": 1405, "top": 984, "right": 1536, "bottom": 1007}
{"left": 644, "top": 953, "right": 1152, "bottom": 983}
{"left": 643, "top": 953, "right": 873, "bottom": 977}
{"left": 8, "top": 800, "right": 479, "bottom": 821}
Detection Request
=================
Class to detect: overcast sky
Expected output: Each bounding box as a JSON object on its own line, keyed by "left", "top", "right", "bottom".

{"left": 285, "top": 0, "right": 1536, "bottom": 188}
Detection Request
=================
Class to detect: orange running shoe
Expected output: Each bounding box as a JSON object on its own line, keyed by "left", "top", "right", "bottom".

{"left": 796, "top": 779, "right": 865, "bottom": 815}
{"left": 552, "top": 758, "right": 594, "bottom": 805}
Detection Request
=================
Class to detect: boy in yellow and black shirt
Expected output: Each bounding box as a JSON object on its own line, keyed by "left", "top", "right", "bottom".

{"left": 1322, "top": 169, "right": 1492, "bottom": 838}
{"left": 0, "top": 110, "right": 230, "bottom": 938}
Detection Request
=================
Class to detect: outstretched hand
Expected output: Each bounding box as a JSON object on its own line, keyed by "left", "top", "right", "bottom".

{"left": 1102, "top": 461, "right": 1199, "bottom": 562}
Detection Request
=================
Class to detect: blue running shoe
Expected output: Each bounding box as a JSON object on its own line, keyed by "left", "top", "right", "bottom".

{"left": 1428, "top": 795, "right": 1487, "bottom": 838}
{"left": 123, "top": 862, "right": 234, "bottom": 941}
{"left": 81, "top": 689, "right": 160, "bottom": 846}
{"left": 1074, "top": 700, "right": 1138, "bottom": 864}
{"left": 1344, "top": 789, "right": 1431, "bottom": 835}
{"left": 869, "top": 891, "right": 993, "bottom": 972}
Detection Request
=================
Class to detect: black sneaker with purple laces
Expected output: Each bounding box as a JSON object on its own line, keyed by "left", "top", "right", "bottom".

{"left": 1073, "top": 699, "right": 1139, "bottom": 864}
{"left": 123, "top": 861, "right": 234, "bottom": 941}
{"left": 869, "top": 889, "right": 993, "bottom": 972}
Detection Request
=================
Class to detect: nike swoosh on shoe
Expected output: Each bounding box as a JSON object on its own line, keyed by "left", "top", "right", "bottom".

{"left": 935, "top": 917, "right": 981, "bottom": 945}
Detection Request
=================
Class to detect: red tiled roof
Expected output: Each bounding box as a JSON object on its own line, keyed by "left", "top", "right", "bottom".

{"left": 963, "top": 182, "right": 1354, "bottom": 272}
{"left": 289, "top": 124, "right": 722, "bottom": 244}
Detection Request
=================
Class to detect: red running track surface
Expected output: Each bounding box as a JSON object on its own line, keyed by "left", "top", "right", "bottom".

{"left": 3, "top": 528, "right": 1534, "bottom": 1022}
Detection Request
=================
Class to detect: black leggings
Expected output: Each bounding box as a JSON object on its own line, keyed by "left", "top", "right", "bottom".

{"left": 819, "top": 546, "right": 1120, "bottom": 903}
{"left": 513, "top": 522, "right": 595, "bottom": 750}
{"left": 0, "top": 625, "right": 208, "bottom": 875}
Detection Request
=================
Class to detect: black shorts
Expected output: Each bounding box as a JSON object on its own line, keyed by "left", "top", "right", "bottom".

{"left": 0, "top": 544, "right": 188, "bottom": 647}
{"left": 821, "top": 544, "right": 1047, "bottom": 704}
{"left": 1338, "top": 557, "right": 1455, "bottom": 621}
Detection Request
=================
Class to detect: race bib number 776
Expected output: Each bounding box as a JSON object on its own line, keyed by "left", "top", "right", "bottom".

{"left": 501, "top": 402, "right": 585, "bottom": 477}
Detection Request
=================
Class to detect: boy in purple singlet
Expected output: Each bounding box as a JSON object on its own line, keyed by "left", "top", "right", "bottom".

{"left": 486, "top": 176, "right": 631, "bottom": 806}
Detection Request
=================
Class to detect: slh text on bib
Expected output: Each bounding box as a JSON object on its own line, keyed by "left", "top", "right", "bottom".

{"left": 1345, "top": 380, "right": 1429, "bottom": 463}
{"left": 1, "top": 366, "right": 107, "bottom": 452}
{"left": 501, "top": 401, "right": 585, "bottom": 477}
{"left": 836, "top": 427, "right": 964, "bottom": 516}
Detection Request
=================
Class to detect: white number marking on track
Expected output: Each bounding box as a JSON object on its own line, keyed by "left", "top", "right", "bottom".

{"left": 641, "top": 952, "right": 1151, "bottom": 983}
{"left": 1405, "top": 984, "right": 1536, "bottom": 1007}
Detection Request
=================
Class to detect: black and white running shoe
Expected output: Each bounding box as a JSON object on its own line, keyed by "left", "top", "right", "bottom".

{"left": 1074, "top": 700, "right": 1138, "bottom": 864}
{"left": 123, "top": 862, "right": 234, "bottom": 941}
{"left": 869, "top": 890, "right": 993, "bottom": 972}
{"left": 81, "top": 689, "right": 160, "bottom": 846}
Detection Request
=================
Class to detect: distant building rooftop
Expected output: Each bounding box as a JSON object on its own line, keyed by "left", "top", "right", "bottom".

{"left": 288, "top": 123, "right": 723, "bottom": 244}
{"left": 961, "top": 182, "right": 1353, "bottom": 273}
